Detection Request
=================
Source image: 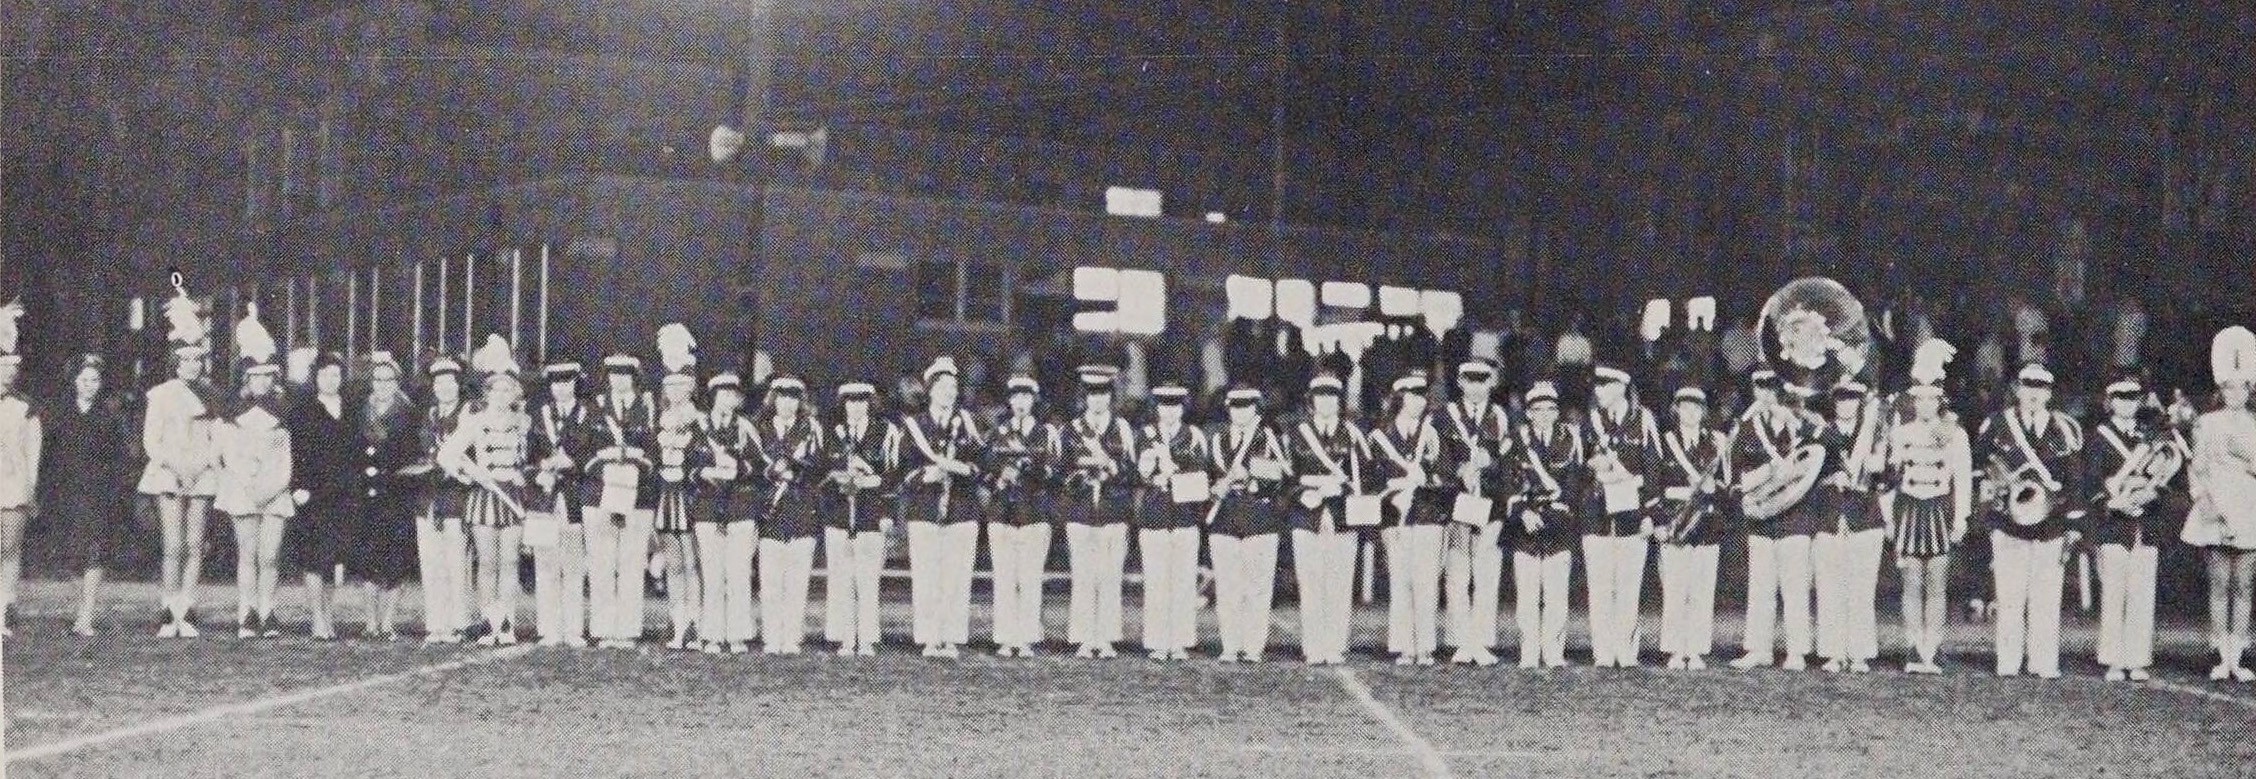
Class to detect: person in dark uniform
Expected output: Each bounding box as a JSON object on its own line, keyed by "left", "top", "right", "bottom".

{"left": 752, "top": 375, "right": 824, "bottom": 655}
{"left": 1813, "top": 382, "right": 1887, "bottom": 674}
{"left": 1509, "top": 381, "right": 1582, "bottom": 669}
{"left": 1282, "top": 373, "right": 1370, "bottom": 666}
{"left": 1579, "top": 365, "right": 1663, "bottom": 669}
{"left": 415, "top": 358, "right": 471, "bottom": 645}
{"left": 1371, "top": 373, "right": 1446, "bottom": 666}
{"left": 1655, "top": 386, "right": 1728, "bottom": 671}
{"left": 2084, "top": 375, "right": 2185, "bottom": 682}
{"left": 1729, "top": 369, "right": 1822, "bottom": 671}
{"left": 1060, "top": 366, "right": 1137, "bottom": 659}
{"left": 1974, "top": 363, "right": 2085, "bottom": 679}
{"left": 985, "top": 373, "right": 1058, "bottom": 658}
{"left": 289, "top": 353, "right": 359, "bottom": 641}
{"left": 1437, "top": 360, "right": 1516, "bottom": 667}
{"left": 586, "top": 354, "right": 657, "bottom": 649}
{"left": 821, "top": 381, "right": 900, "bottom": 657}
{"left": 899, "top": 357, "right": 986, "bottom": 659}
{"left": 1137, "top": 382, "right": 1210, "bottom": 661}
{"left": 355, "top": 353, "right": 424, "bottom": 641}
{"left": 1206, "top": 385, "right": 1289, "bottom": 663}
{"left": 691, "top": 372, "right": 757, "bottom": 655}
{"left": 530, "top": 361, "right": 596, "bottom": 649}
{"left": 47, "top": 354, "right": 131, "bottom": 637}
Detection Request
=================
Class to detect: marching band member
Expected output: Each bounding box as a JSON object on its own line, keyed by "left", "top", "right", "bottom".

{"left": 1580, "top": 365, "right": 1662, "bottom": 669}
{"left": 752, "top": 375, "right": 824, "bottom": 655}
{"left": 439, "top": 336, "right": 534, "bottom": 646}
{"left": 1438, "top": 360, "right": 1515, "bottom": 667}
{"left": 585, "top": 354, "right": 657, "bottom": 649}
{"left": 1061, "top": 366, "right": 1137, "bottom": 659}
{"left": 1207, "top": 385, "right": 1290, "bottom": 663}
{"left": 900, "top": 357, "right": 986, "bottom": 658}
{"left": 216, "top": 333, "right": 292, "bottom": 640}
{"left": 652, "top": 364, "right": 709, "bottom": 650}
{"left": 50, "top": 354, "right": 129, "bottom": 637}
{"left": 1510, "top": 381, "right": 1581, "bottom": 669}
{"left": 1137, "top": 383, "right": 1209, "bottom": 661}
{"left": 691, "top": 372, "right": 757, "bottom": 654}
{"left": 0, "top": 310, "right": 35, "bottom": 637}
{"left": 415, "top": 358, "right": 471, "bottom": 644}
{"left": 529, "top": 362, "right": 595, "bottom": 648}
{"left": 2186, "top": 327, "right": 2256, "bottom": 681}
{"left": 2085, "top": 375, "right": 2182, "bottom": 681}
{"left": 1372, "top": 373, "right": 1445, "bottom": 666}
{"left": 142, "top": 317, "right": 221, "bottom": 638}
{"left": 355, "top": 353, "right": 424, "bottom": 642}
{"left": 1655, "top": 386, "right": 1727, "bottom": 670}
{"left": 1884, "top": 382, "right": 1973, "bottom": 675}
{"left": 290, "top": 353, "right": 359, "bottom": 640}
{"left": 821, "top": 381, "right": 899, "bottom": 656}
{"left": 985, "top": 373, "right": 1058, "bottom": 658}
{"left": 1974, "top": 363, "right": 2085, "bottom": 679}
{"left": 1730, "top": 369, "right": 1821, "bottom": 670}
{"left": 1285, "top": 374, "right": 1369, "bottom": 666}
{"left": 1814, "top": 382, "right": 1886, "bottom": 674}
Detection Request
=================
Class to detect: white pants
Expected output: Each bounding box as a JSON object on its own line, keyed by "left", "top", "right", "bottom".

{"left": 416, "top": 516, "right": 469, "bottom": 636}
{"left": 1066, "top": 523, "right": 1128, "bottom": 647}
{"left": 1443, "top": 522, "right": 1506, "bottom": 651}
{"left": 908, "top": 521, "right": 978, "bottom": 646}
{"left": 695, "top": 523, "right": 759, "bottom": 644}
{"left": 1140, "top": 527, "right": 1201, "bottom": 653}
{"left": 1384, "top": 525, "right": 1445, "bottom": 657}
{"left": 1742, "top": 534, "right": 1814, "bottom": 658}
{"left": 1992, "top": 532, "right": 2066, "bottom": 675}
{"left": 533, "top": 523, "right": 588, "bottom": 643}
{"left": 1658, "top": 543, "right": 1719, "bottom": 659}
{"left": 1582, "top": 534, "right": 1649, "bottom": 665}
{"left": 759, "top": 536, "right": 817, "bottom": 650}
{"left": 583, "top": 509, "right": 653, "bottom": 641}
{"left": 1210, "top": 533, "right": 1279, "bottom": 657}
{"left": 1513, "top": 550, "right": 1573, "bottom": 666}
{"left": 2096, "top": 543, "right": 2158, "bottom": 670}
{"left": 1292, "top": 526, "right": 1359, "bottom": 661}
{"left": 823, "top": 528, "right": 886, "bottom": 649}
{"left": 1815, "top": 529, "right": 1886, "bottom": 662}
{"left": 990, "top": 523, "right": 1053, "bottom": 648}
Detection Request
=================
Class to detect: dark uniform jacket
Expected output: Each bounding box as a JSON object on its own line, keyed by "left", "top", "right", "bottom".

{"left": 984, "top": 413, "right": 1059, "bottom": 528}
{"left": 1654, "top": 424, "right": 1730, "bottom": 546}
{"left": 1579, "top": 403, "right": 1664, "bottom": 536}
{"left": 1435, "top": 400, "right": 1520, "bottom": 523}
{"left": 2080, "top": 416, "right": 2187, "bottom": 547}
{"left": 1137, "top": 420, "right": 1212, "bottom": 531}
{"left": 1975, "top": 406, "right": 2086, "bottom": 541}
{"left": 1510, "top": 420, "right": 1584, "bottom": 553}
{"left": 1055, "top": 413, "right": 1139, "bottom": 526}
{"left": 822, "top": 416, "right": 902, "bottom": 534}
{"left": 1280, "top": 415, "right": 1373, "bottom": 534}
{"left": 1206, "top": 422, "right": 1289, "bottom": 537}
{"left": 897, "top": 406, "right": 986, "bottom": 525}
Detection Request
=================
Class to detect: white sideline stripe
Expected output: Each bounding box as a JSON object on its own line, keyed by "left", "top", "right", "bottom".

{"left": 5, "top": 645, "right": 537, "bottom": 763}
{"left": 1331, "top": 668, "right": 1457, "bottom": 779}
{"left": 2147, "top": 677, "right": 2256, "bottom": 712}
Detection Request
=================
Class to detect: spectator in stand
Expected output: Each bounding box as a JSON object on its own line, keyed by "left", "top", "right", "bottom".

{"left": 1554, "top": 314, "right": 1595, "bottom": 410}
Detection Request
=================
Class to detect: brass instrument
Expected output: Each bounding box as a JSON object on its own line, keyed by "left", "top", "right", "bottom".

{"left": 1740, "top": 444, "right": 1826, "bottom": 520}
{"left": 1983, "top": 455, "right": 2059, "bottom": 527}
{"left": 2104, "top": 438, "right": 2184, "bottom": 515}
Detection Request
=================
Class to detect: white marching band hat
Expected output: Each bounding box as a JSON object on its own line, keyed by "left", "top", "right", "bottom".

{"left": 1594, "top": 365, "right": 1631, "bottom": 385}
{"left": 706, "top": 371, "right": 742, "bottom": 392}
{"left": 1391, "top": 374, "right": 1428, "bottom": 393}
{"left": 542, "top": 361, "right": 582, "bottom": 381}
{"left": 1151, "top": 383, "right": 1190, "bottom": 403}
{"left": 1308, "top": 374, "right": 1346, "bottom": 395}
{"left": 837, "top": 381, "right": 876, "bottom": 399}
{"left": 602, "top": 354, "right": 642, "bottom": 374}
{"left": 768, "top": 375, "right": 807, "bottom": 394}
{"left": 2105, "top": 377, "right": 2144, "bottom": 397}
{"left": 923, "top": 356, "right": 960, "bottom": 384}
{"left": 1224, "top": 386, "right": 1263, "bottom": 405}
{"left": 428, "top": 356, "right": 463, "bottom": 377}
{"left": 1524, "top": 381, "right": 1560, "bottom": 404}
{"left": 2215, "top": 326, "right": 2256, "bottom": 386}
{"left": 2017, "top": 363, "right": 2056, "bottom": 388}
{"left": 1456, "top": 360, "right": 1496, "bottom": 380}
{"left": 1673, "top": 386, "right": 1708, "bottom": 406}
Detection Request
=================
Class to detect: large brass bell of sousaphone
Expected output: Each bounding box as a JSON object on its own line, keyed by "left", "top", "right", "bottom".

{"left": 1740, "top": 277, "right": 1876, "bottom": 521}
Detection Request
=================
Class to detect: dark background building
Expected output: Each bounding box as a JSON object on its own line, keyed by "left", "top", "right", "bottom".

{"left": 3, "top": 0, "right": 2251, "bottom": 389}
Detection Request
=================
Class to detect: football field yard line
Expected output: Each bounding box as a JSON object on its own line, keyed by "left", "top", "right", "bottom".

{"left": 4, "top": 644, "right": 537, "bottom": 764}
{"left": 1331, "top": 667, "right": 1457, "bottom": 779}
{"left": 2145, "top": 676, "right": 2256, "bottom": 712}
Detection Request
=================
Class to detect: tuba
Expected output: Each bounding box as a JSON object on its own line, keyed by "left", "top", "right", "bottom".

{"left": 1741, "top": 443, "right": 1827, "bottom": 520}
{"left": 1740, "top": 277, "right": 1876, "bottom": 520}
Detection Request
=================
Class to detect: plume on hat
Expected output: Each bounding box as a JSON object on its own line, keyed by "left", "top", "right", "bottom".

{"left": 233, "top": 303, "right": 277, "bottom": 366}
{"left": 656, "top": 323, "right": 697, "bottom": 374}
{"left": 162, "top": 288, "right": 207, "bottom": 346}
{"left": 1910, "top": 338, "right": 1956, "bottom": 386}
{"left": 2214, "top": 326, "right": 2256, "bottom": 386}
{"left": 0, "top": 297, "right": 21, "bottom": 355}
{"left": 470, "top": 333, "right": 519, "bottom": 376}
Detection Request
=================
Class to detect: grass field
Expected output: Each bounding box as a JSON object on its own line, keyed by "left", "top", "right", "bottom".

{"left": 6, "top": 578, "right": 2254, "bottom": 778}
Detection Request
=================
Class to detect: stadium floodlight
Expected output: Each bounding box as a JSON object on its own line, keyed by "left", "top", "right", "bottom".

{"left": 1104, "top": 186, "right": 1164, "bottom": 218}
{"left": 710, "top": 123, "right": 825, "bottom": 166}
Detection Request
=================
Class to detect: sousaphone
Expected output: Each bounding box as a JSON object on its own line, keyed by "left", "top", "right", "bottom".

{"left": 1740, "top": 277, "right": 1875, "bottom": 520}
